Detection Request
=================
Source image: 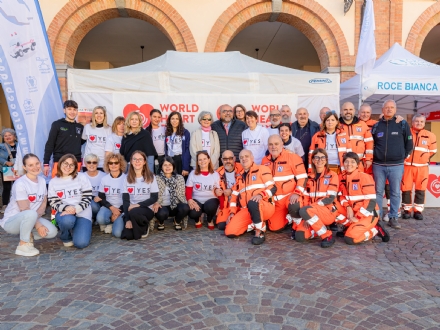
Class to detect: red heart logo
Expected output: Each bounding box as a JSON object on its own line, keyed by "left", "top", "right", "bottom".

{"left": 115, "top": 143, "right": 121, "bottom": 149}
{"left": 123, "top": 104, "right": 153, "bottom": 128}
{"left": 57, "top": 191, "right": 64, "bottom": 198}
{"left": 128, "top": 187, "right": 134, "bottom": 193}
{"left": 195, "top": 183, "right": 201, "bottom": 190}
{"left": 428, "top": 174, "right": 440, "bottom": 198}
{"left": 28, "top": 195, "right": 36, "bottom": 202}
{"left": 89, "top": 135, "right": 96, "bottom": 141}
{"left": 104, "top": 187, "right": 109, "bottom": 193}
{"left": 243, "top": 139, "right": 248, "bottom": 145}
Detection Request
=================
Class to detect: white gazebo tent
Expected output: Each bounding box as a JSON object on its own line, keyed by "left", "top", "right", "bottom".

{"left": 340, "top": 43, "right": 440, "bottom": 115}
{"left": 68, "top": 51, "right": 340, "bottom": 129}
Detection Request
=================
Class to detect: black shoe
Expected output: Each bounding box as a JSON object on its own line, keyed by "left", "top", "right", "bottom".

{"left": 252, "top": 232, "right": 265, "bottom": 245}
{"left": 290, "top": 229, "right": 296, "bottom": 240}
{"left": 375, "top": 221, "right": 390, "bottom": 242}
{"left": 413, "top": 212, "right": 423, "bottom": 220}
{"left": 321, "top": 234, "right": 335, "bottom": 248}
{"left": 217, "top": 222, "right": 226, "bottom": 231}
{"left": 157, "top": 223, "right": 165, "bottom": 231}
{"left": 328, "top": 223, "right": 338, "bottom": 232}
{"left": 388, "top": 217, "right": 401, "bottom": 229}
{"left": 402, "top": 211, "right": 411, "bottom": 219}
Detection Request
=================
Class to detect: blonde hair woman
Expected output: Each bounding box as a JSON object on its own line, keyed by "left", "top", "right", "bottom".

{"left": 105, "top": 116, "right": 125, "bottom": 157}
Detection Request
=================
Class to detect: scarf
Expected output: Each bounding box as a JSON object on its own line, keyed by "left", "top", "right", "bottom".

{"left": 159, "top": 171, "right": 178, "bottom": 209}
{"left": 201, "top": 126, "right": 211, "bottom": 132}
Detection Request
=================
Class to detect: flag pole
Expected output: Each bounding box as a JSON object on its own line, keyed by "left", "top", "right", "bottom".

{"left": 359, "top": 70, "right": 363, "bottom": 109}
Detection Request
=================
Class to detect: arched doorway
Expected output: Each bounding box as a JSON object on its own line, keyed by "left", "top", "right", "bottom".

{"left": 226, "top": 21, "right": 320, "bottom": 71}
{"left": 205, "top": 0, "right": 350, "bottom": 72}
{"left": 420, "top": 24, "right": 440, "bottom": 65}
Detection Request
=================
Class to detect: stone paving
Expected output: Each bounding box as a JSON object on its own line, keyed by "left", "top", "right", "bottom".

{"left": 1, "top": 209, "right": 440, "bottom": 330}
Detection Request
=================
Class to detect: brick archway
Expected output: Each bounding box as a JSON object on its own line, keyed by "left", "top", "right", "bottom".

{"left": 405, "top": 2, "right": 440, "bottom": 56}
{"left": 204, "top": 0, "right": 351, "bottom": 70}
{"left": 48, "top": 0, "right": 198, "bottom": 67}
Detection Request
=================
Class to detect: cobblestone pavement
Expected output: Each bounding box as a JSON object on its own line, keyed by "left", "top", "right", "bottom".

{"left": 1, "top": 209, "right": 440, "bottom": 330}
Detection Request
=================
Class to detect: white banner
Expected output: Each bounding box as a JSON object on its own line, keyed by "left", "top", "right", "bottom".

{"left": 0, "top": 0, "right": 63, "bottom": 159}
{"left": 426, "top": 165, "right": 440, "bottom": 207}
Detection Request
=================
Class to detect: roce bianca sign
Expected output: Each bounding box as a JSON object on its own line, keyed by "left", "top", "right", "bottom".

{"left": 377, "top": 81, "right": 438, "bottom": 92}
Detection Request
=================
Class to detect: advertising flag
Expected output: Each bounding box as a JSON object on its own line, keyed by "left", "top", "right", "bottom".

{"left": 355, "top": 0, "right": 376, "bottom": 77}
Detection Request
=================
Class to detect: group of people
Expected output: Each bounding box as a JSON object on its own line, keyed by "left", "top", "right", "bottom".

{"left": 0, "top": 98, "right": 436, "bottom": 256}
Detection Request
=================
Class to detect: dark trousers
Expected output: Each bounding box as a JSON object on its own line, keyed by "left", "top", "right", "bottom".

{"left": 1, "top": 174, "right": 12, "bottom": 206}
{"left": 155, "top": 155, "right": 165, "bottom": 174}
{"left": 121, "top": 206, "right": 154, "bottom": 240}
{"left": 188, "top": 198, "right": 219, "bottom": 222}
{"left": 155, "top": 203, "right": 190, "bottom": 224}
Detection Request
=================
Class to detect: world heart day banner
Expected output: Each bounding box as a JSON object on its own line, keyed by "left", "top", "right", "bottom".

{"left": 0, "top": 0, "right": 63, "bottom": 160}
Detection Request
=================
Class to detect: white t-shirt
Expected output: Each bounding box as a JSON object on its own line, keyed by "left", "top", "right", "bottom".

{"left": 166, "top": 133, "right": 183, "bottom": 157}
{"left": 186, "top": 171, "right": 220, "bottom": 204}
{"left": 1, "top": 175, "right": 47, "bottom": 227}
{"left": 242, "top": 125, "right": 269, "bottom": 165}
{"left": 82, "top": 124, "right": 112, "bottom": 167}
{"left": 152, "top": 127, "right": 166, "bottom": 156}
{"left": 123, "top": 176, "right": 159, "bottom": 209}
{"left": 99, "top": 173, "right": 126, "bottom": 208}
{"left": 326, "top": 132, "right": 340, "bottom": 165}
{"left": 225, "top": 170, "right": 236, "bottom": 189}
{"left": 105, "top": 133, "right": 123, "bottom": 154}
{"left": 267, "top": 126, "right": 280, "bottom": 136}
{"left": 284, "top": 136, "right": 305, "bottom": 157}
{"left": 85, "top": 171, "right": 106, "bottom": 197}
{"left": 48, "top": 172, "right": 93, "bottom": 220}
{"left": 162, "top": 187, "right": 171, "bottom": 206}
{"left": 201, "top": 131, "right": 212, "bottom": 155}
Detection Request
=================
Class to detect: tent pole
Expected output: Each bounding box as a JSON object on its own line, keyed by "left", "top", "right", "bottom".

{"left": 358, "top": 70, "right": 363, "bottom": 109}
{"left": 414, "top": 100, "right": 418, "bottom": 114}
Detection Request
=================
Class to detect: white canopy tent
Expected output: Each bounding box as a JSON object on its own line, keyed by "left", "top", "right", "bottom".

{"left": 340, "top": 43, "right": 440, "bottom": 115}
{"left": 68, "top": 51, "right": 340, "bottom": 129}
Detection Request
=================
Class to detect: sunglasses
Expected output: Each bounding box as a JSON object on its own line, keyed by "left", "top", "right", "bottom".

{"left": 325, "top": 110, "right": 337, "bottom": 115}
{"left": 108, "top": 161, "right": 120, "bottom": 165}
{"left": 201, "top": 118, "right": 212, "bottom": 121}
{"left": 86, "top": 161, "right": 98, "bottom": 165}
{"left": 222, "top": 157, "right": 234, "bottom": 161}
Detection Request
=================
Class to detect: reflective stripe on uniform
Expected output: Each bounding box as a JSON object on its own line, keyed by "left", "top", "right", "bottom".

{"left": 364, "top": 137, "right": 374, "bottom": 142}
{"left": 345, "top": 194, "right": 376, "bottom": 201}
{"left": 307, "top": 215, "right": 319, "bottom": 226}
{"left": 316, "top": 225, "right": 327, "bottom": 236}
{"left": 359, "top": 207, "right": 372, "bottom": 217}
{"left": 273, "top": 194, "right": 289, "bottom": 201}
{"left": 274, "top": 175, "right": 295, "bottom": 182}
{"left": 349, "top": 135, "right": 363, "bottom": 140}
{"left": 404, "top": 162, "right": 428, "bottom": 167}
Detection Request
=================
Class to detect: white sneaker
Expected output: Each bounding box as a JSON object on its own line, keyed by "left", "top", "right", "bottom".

{"left": 383, "top": 213, "right": 389, "bottom": 222}
{"left": 63, "top": 241, "right": 74, "bottom": 247}
{"left": 15, "top": 243, "right": 40, "bottom": 257}
{"left": 104, "top": 224, "right": 113, "bottom": 234}
{"left": 141, "top": 227, "right": 150, "bottom": 239}
{"left": 99, "top": 225, "right": 106, "bottom": 232}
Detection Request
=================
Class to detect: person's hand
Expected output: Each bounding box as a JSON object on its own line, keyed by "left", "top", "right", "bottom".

{"left": 94, "top": 196, "right": 102, "bottom": 203}
{"left": 223, "top": 188, "right": 232, "bottom": 197}
{"left": 188, "top": 199, "right": 200, "bottom": 212}
{"left": 365, "top": 160, "right": 372, "bottom": 169}
{"left": 5, "top": 161, "right": 13, "bottom": 166}
{"left": 111, "top": 213, "right": 119, "bottom": 222}
{"left": 226, "top": 213, "right": 234, "bottom": 225}
{"left": 396, "top": 115, "right": 404, "bottom": 123}
{"left": 43, "top": 165, "right": 49, "bottom": 177}
{"left": 125, "top": 220, "right": 133, "bottom": 229}
{"left": 182, "top": 170, "right": 189, "bottom": 176}
{"left": 128, "top": 203, "right": 139, "bottom": 211}
{"left": 347, "top": 207, "right": 354, "bottom": 220}
{"left": 250, "top": 194, "right": 262, "bottom": 202}
{"left": 110, "top": 206, "right": 121, "bottom": 217}
{"left": 61, "top": 206, "right": 76, "bottom": 216}
{"left": 303, "top": 220, "right": 310, "bottom": 230}
{"left": 289, "top": 193, "right": 300, "bottom": 204}
{"left": 152, "top": 202, "right": 161, "bottom": 213}
{"left": 36, "top": 225, "right": 49, "bottom": 238}
{"left": 214, "top": 188, "right": 223, "bottom": 197}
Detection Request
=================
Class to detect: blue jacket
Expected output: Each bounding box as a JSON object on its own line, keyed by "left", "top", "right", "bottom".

{"left": 290, "top": 119, "right": 320, "bottom": 139}
{"left": 0, "top": 143, "right": 15, "bottom": 168}
{"left": 164, "top": 129, "right": 191, "bottom": 172}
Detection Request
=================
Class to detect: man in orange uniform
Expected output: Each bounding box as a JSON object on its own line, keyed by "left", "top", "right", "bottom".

{"left": 261, "top": 135, "right": 307, "bottom": 232}
{"left": 402, "top": 114, "right": 437, "bottom": 220}
{"left": 225, "top": 149, "right": 276, "bottom": 245}
{"left": 339, "top": 102, "right": 374, "bottom": 172}
{"left": 215, "top": 150, "right": 243, "bottom": 230}
{"left": 338, "top": 152, "right": 390, "bottom": 244}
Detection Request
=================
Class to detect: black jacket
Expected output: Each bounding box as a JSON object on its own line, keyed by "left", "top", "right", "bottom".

{"left": 120, "top": 128, "right": 158, "bottom": 163}
{"left": 43, "top": 118, "right": 84, "bottom": 164}
{"left": 290, "top": 120, "right": 320, "bottom": 140}
{"left": 211, "top": 119, "right": 246, "bottom": 160}
{"left": 371, "top": 117, "right": 413, "bottom": 165}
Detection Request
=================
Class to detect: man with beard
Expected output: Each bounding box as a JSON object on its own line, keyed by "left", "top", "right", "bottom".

{"left": 267, "top": 109, "right": 283, "bottom": 135}
{"left": 280, "top": 105, "right": 293, "bottom": 124}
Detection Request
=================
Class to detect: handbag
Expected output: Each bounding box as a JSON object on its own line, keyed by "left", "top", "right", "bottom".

{"left": 2, "top": 144, "right": 18, "bottom": 181}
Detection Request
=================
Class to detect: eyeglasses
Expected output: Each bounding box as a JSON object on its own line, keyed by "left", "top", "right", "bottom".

{"left": 222, "top": 157, "right": 234, "bottom": 161}
{"left": 222, "top": 110, "right": 233, "bottom": 114}
{"left": 86, "top": 161, "right": 98, "bottom": 165}
{"left": 326, "top": 110, "right": 337, "bottom": 115}
{"left": 269, "top": 114, "right": 281, "bottom": 117}
{"left": 132, "top": 158, "right": 145, "bottom": 163}
{"left": 201, "top": 118, "right": 212, "bottom": 121}
{"left": 313, "top": 156, "right": 326, "bottom": 161}
{"left": 108, "top": 161, "right": 120, "bottom": 165}
{"left": 62, "top": 162, "right": 75, "bottom": 168}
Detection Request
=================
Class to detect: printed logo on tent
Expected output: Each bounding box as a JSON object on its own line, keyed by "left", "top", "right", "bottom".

{"left": 428, "top": 174, "right": 440, "bottom": 198}
{"left": 389, "top": 59, "right": 435, "bottom": 67}
{"left": 308, "top": 78, "right": 332, "bottom": 84}
{"left": 123, "top": 104, "right": 154, "bottom": 128}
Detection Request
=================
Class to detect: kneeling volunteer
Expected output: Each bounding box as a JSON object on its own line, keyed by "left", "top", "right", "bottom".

{"left": 1, "top": 153, "right": 57, "bottom": 256}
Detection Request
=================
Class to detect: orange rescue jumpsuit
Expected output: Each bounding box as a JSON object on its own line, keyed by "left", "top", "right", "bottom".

{"left": 402, "top": 128, "right": 437, "bottom": 213}
{"left": 261, "top": 150, "right": 307, "bottom": 231}
{"left": 225, "top": 163, "right": 276, "bottom": 237}
{"left": 216, "top": 163, "right": 243, "bottom": 226}
{"left": 309, "top": 129, "right": 348, "bottom": 172}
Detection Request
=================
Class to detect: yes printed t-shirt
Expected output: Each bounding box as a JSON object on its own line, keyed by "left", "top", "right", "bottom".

{"left": 123, "top": 176, "right": 159, "bottom": 209}
{"left": 105, "top": 133, "right": 123, "bottom": 154}
{"left": 186, "top": 171, "right": 220, "bottom": 204}
{"left": 99, "top": 173, "right": 126, "bottom": 208}
{"left": 82, "top": 125, "right": 112, "bottom": 167}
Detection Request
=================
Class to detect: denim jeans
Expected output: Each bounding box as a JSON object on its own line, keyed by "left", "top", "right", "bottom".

{"left": 55, "top": 213, "right": 92, "bottom": 249}
{"left": 91, "top": 200, "right": 101, "bottom": 219}
{"left": 3, "top": 210, "right": 57, "bottom": 242}
{"left": 96, "top": 206, "right": 124, "bottom": 238}
{"left": 373, "top": 164, "right": 404, "bottom": 218}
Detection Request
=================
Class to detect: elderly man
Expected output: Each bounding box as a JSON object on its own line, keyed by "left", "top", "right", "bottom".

{"left": 211, "top": 104, "right": 246, "bottom": 161}
{"left": 359, "top": 104, "right": 377, "bottom": 130}
{"left": 280, "top": 105, "right": 293, "bottom": 124}
{"left": 319, "top": 107, "right": 330, "bottom": 124}
{"left": 339, "top": 102, "right": 373, "bottom": 172}
{"left": 291, "top": 107, "right": 320, "bottom": 169}
{"left": 215, "top": 150, "right": 243, "bottom": 230}
{"left": 267, "top": 109, "right": 282, "bottom": 135}
{"left": 401, "top": 114, "right": 437, "bottom": 220}
{"left": 225, "top": 150, "right": 276, "bottom": 245}
{"left": 261, "top": 135, "right": 307, "bottom": 232}
{"left": 371, "top": 100, "right": 413, "bottom": 229}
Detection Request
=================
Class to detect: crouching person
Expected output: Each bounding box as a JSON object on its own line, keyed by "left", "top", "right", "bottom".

{"left": 338, "top": 152, "right": 390, "bottom": 245}
{"left": 225, "top": 150, "right": 276, "bottom": 245}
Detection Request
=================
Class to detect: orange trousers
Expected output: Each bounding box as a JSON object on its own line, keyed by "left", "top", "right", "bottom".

{"left": 294, "top": 204, "right": 335, "bottom": 241}
{"left": 337, "top": 207, "right": 379, "bottom": 244}
{"left": 216, "top": 206, "right": 233, "bottom": 225}
{"left": 267, "top": 197, "right": 291, "bottom": 232}
{"left": 401, "top": 165, "right": 428, "bottom": 212}
{"left": 225, "top": 200, "right": 275, "bottom": 237}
